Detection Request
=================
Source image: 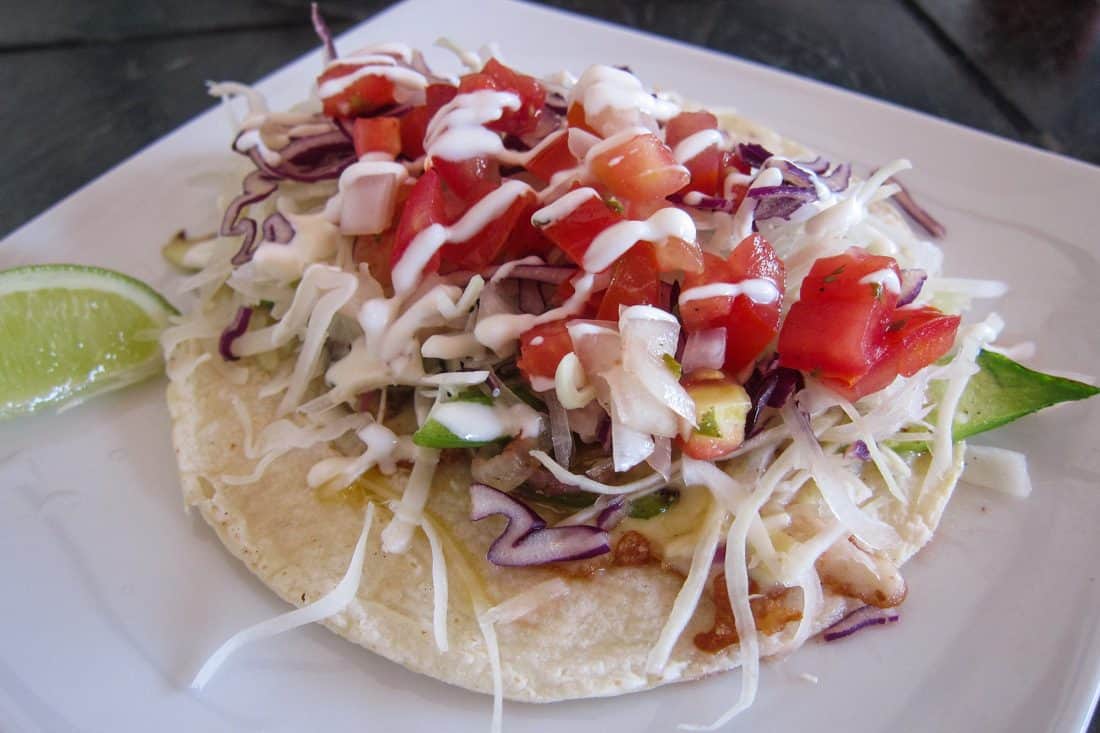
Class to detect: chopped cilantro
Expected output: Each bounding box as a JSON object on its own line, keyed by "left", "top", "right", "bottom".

{"left": 662, "top": 353, "right": 682, "bottom": 379}
{"left": 696, "top": 407, "right": 722, "bottom": 438}
{"left": 628, "top": 489, "right": 680, "bottom": 519}
{"left": 451, "top": 387, "right": 494, "bottom": 405}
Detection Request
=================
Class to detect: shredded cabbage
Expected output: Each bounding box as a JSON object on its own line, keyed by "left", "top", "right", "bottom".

{"left": 191, "top": 502, "right": 376, "bottom": 690}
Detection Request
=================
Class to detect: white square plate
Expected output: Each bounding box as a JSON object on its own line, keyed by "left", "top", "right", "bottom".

{"left": 2, "top": 1, "right": 1099, "bottom": 731}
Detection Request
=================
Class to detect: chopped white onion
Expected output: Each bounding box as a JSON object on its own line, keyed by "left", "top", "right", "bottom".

{"left": 962, "top": 444, "right": 1032, "bottom": 498}
{"left": 681, "top": 328, "right": 727, "bottom": 374}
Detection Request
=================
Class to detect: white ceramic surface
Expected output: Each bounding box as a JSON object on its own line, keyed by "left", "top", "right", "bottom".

{"left": 2, "top": 1, "right": 1099, "bottom": 731}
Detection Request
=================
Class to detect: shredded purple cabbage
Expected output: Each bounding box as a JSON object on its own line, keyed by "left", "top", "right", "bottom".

{"left": 244, "top": 129, "right": 355, "bottom": 183}
{"left": 744, "top": 359, "right": 805, "bottom": 436}
{"left": 889, "top": 177, "right": 946, "bottom": 238}
{"left": 261, "top": 212, "right": 295, "bottom": 244}
{"left": 221, "top": 171, "right": 279, "bottom": 265}
{"left": 822, "top": 162, "right": 851, "bottom": 192}
{"left": 737, "top": 142, "right": 773, "bottom": 169}
{"left": 219, "top": 306, "right": 254, "bottom": 361}
{"left": 797, "top": 156, "right": 829, "bottom": 174}
{"left": 667, "top": 191, "right": 737, "bottom": 213}
{"left": 469, "top": 483, "right": 610, "bottom": 565}
{"left": 517, "top": 278, "right": 546, "bottom": 315}
{"left": 823, "top": 605, "right": 900, "bottom": 642}
{"left": 595, "top": 496, "right": 628, "bottom": 530}
{"left": 770, "top": 160, "right": 815, "bottom": 187}
{"left": 310, "top": 2, "right": 337, "bottom": 63}
{"left": 503, "top": 264, "right": 578, "bottom": 284}
{"left": 897, "top": 268, "right": 927, "bottom": 307}
{"left": 845, "top": 440, "right": 871, "bottom": 461}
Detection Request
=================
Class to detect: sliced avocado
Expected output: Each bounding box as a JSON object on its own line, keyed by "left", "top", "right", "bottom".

{"left": 412, "top": 418, "right": 508, "bottom": 449}
{"left": 936, "top": 349, "right": 1098, "bottom": 441}
{"left": 628, "top": 488, "right": 680, "bottom": 519}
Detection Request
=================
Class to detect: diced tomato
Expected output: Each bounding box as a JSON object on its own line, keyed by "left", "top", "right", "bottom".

{"left": 655, "top": 237, "right": 704, "bottom": 275}
{"left": 517, "top": 320, "right": 574, "bottom": 383}
{"left": 588, "top": 133, "right": 690, "bottom": 206}
{"left": 798, "top": 250, "right": 900, "bottom": 309}
{"left": 439, "top": 188, "right": 537, "bottom": 271}
{"left": 566, "top": 103, "right": 597, "bottom": 134}
{"left": 525, "top": 132, "right": 578, "bottom": 182}
{"left": 391, "top": 169, "right": 449, "bottom": 277}
{"left": 495, "top": 200, "right": 556, "bottom": 263}
{"left": 723, "top": 234, "right": 786, "bottom": 371}
{"left": 550, "top": 275, "right": 601, "bottom": 317}
{"left": 779, "top": 298, "right": 890, "bottom": 381}
{"left": 778, "top": 249, "right": 926, "bottom": 391}
{"left": 728, "top": 232, "right": 786, "bottom": 291}
{"left": 665, "top": 111, "right": 723, "bottom": 196}
{"left": 540, "top": 192, "right": 624, "bottom": 266}
{"left": 665, "top": 111, "right": 719, "bottom": 147}
{"left": 680, "top": 235, "right": 786, "bottom": 372}
{"left": 888, "top": 307, "right": 961, "bottom": 377}
{"left": 681, "top": 253, "right": 736, "bottom": 332}
{"left": 431, "top": 156, "right": 501, "bottom": 204}
{"left": 721, "top": 150, "right": 751, "bottom": 176}
{"left": 399, "top": 83, "right": 457, "bottom": 159}
{"left": 317, "top": 65, "right": 396, "bottom": 118}
{"left": 826, "top": 307, "right": 961, "bottom": 400}
{"left": 352, "top": 117, "right": 401, "bottom": 158}
{"left": 458, "top": 58, "right": 546, "bottom": 137}
{"left": 596, "top": 242, "right": 660, "bottom": 320}
{"left": 353, "top": 230, "right": 395, "bottom": 294}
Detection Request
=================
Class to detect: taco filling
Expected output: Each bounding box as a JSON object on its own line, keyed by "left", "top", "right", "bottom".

{"left": 164, "top": 10, "right": 1099, "bottom": 731}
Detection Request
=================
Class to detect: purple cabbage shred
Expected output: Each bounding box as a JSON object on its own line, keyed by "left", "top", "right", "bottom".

{"left": 736, "top": 142, "right": 773, "bottom": 169}
{"left": 823, "top": 605, "right": 900, "bottom": 642}
{"left": 469, "top": 483, "right": 610, "bottom": 566}
{"left": 897, "top": 268, "right": 927, "bottom": 307}
{"left": 218, "top": 306, "right": 254, "bottom": 361}
{"left": 310, "top": 3, "right": 337, "bottom": 63}
{"left": 744, "top": 359, "right": 805, "bottom": 436}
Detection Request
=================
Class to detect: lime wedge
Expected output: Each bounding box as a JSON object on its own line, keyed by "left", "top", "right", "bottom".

{"left": 0, "top": 264, "right": 179, "bottom": 419}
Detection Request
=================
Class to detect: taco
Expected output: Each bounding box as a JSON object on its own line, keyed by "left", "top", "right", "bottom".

{"left": 163, "top": 15, "right": 1096, "bottom": 730}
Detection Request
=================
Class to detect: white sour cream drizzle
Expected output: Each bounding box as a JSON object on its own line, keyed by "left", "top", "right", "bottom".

{"left": 474, "top": 272, "right": 597, "bottom": 354}
{"left": 431, "top": 401, "right": 541, "bottom": 442}
{"left": 250, "top": 212, "right": 344, "bottom": 283}
{"left": 425, "top": 90, "right": 521, "bottom": 161}
{"left": 567, "top": 65, "right": 680, "bottom": 134}
{"left": 731, "top": 167, "right": 783, "bottom": 242}
{"left": 583, "top": 208, "right": 696, "bottom": 273}
{"left": 858, "top": 268, "right": 901, "bottom": 295}
{"left": 530, "top": 186, "right": 599, "bottom": 227}
{"left": 678, "top": 279, "right": 781, "bottom": 306}
{"left": 316, "top": 60, "right": 427, "bottom": 102}
{"left": 672, "top": 129, "right": 725, "bottom": 164}
{"left": 234, "top": 128, "right": 283, "bottom": 166}
{"left": 391, "top": 179, "right": 534, "bottom": 294}
{"left": 327, "top": 43, "right": 413, "bottom": 67}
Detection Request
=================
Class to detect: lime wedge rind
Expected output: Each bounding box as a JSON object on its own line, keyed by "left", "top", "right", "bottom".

{"left": 0, "top": 264, "right": 179, "bottom": 318}
{"left": 0, "top": 264, "right": 179, "bottom": 420}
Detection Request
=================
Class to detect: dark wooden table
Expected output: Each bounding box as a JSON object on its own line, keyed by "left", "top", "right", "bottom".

{"left": 2, "top": 0, "right": 1099, "bottom": 729}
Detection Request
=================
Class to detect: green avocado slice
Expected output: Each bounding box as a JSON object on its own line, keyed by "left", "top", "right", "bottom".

{"left": 938, "top": 350, "right": 1099, "bottom": 441}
